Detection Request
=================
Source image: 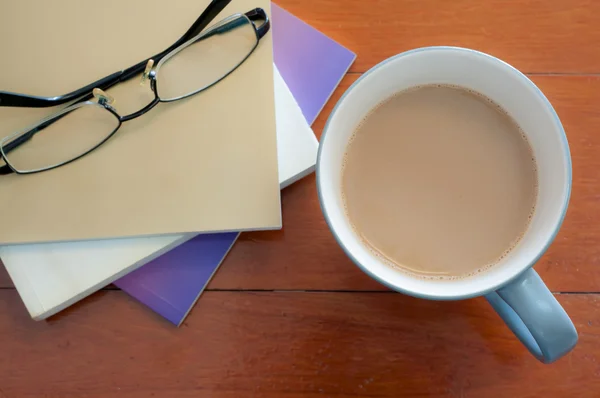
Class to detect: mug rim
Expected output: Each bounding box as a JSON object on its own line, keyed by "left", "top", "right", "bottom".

{"left": 316, "top": 46, "right": 572, "bottom": 300}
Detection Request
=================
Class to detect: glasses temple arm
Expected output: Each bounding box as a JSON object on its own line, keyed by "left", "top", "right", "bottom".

{"left": 0, "top": 108, "right": 77, "bottom": 175}
{"left": 246, "top": 8, "right": 270, "bottom": 38}
{"left": 0, "top": 163, "right": 12, "bottom": 175}
{"left": 0, "top": 71, "right": 122, "bottom": 108}
{"left": 1, "top": 121, "right": 51, "bottom": 156}
{"left": 208, "top": 8, "right": 269, "bottom": 37}
{"left": 0, "top": 0, "right": 232, "bottom": 109}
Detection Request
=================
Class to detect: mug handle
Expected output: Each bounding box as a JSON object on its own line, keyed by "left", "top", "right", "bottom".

{"left": 484, "top": 268, "right": 578, "bottom": 363}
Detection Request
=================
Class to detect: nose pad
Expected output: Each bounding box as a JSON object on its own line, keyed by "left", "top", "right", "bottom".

{"left": 140, "top": 59, "right": 155, "bottom": 86}
{"left": 92, "top": 88, "right": 115, "bottom": 106}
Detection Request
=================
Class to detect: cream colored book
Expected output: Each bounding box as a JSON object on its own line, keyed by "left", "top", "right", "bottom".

{"left": 1, "top": 65, "right": 318, "bottom": 320}
{"left": 0, "top": 0, "right": 281, "bottom": 244}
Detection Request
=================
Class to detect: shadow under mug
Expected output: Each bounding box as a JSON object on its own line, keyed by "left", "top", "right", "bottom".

{"left": 316, "top": 46, "right": 577, "bottom": 364}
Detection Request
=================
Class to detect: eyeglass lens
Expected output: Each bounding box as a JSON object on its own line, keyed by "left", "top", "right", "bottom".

{"left": 155, "top": 15, "right": 258, "bottom": 101}
{"left": 1, "top": 103, "right": 120, "bottom": 173}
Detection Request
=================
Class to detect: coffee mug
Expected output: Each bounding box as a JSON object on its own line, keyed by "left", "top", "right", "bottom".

{"left": 317, "top": 46, "right": 577, "bottom": 363}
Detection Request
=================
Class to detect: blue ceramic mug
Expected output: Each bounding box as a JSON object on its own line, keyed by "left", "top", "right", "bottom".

{"left": 317, "top": 47, "right": 577, "bottom": 363}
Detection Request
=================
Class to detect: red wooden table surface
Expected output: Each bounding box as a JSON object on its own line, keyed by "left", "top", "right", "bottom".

{"left": 2, "top": 1, "right": 600, "bottom": 397}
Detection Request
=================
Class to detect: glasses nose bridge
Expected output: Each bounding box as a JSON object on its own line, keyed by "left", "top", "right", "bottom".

{"left": 119, "top": 95, "right": 160, "bottom": 122}
{"left": 108, "top": 62, "right": 160, "bottom": 123}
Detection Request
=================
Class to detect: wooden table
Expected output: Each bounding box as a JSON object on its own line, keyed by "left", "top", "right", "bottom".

{"left": 1, "top": 1, "right": 599, "bottom": 396}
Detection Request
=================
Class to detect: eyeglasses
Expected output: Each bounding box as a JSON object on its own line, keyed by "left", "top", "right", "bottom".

{"left": 0, "top": 0, "right": 269, "bottom": 175}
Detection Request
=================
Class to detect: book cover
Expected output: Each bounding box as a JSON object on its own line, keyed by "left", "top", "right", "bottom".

{"left": 0, "top": 0, "right": 281, "bottom": 244}
{"left": 115, "top": 3, "right": 356, "bottom": 325}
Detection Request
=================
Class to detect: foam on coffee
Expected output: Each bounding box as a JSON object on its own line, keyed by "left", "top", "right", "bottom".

{"left": 341, "top": 84, "right": 538, "bottom": 280}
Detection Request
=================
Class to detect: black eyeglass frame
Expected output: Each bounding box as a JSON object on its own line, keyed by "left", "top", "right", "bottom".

{"left": 0, "top": 0, "right": 270, "bottom": 175}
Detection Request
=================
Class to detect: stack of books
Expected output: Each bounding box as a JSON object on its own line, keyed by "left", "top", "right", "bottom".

{"left": 0, "top": 1, "right": 355, "bottom": 325}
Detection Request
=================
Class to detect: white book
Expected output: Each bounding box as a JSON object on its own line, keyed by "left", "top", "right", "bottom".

{"left": 1, "top": 65, "right": 318, "bottom": 320}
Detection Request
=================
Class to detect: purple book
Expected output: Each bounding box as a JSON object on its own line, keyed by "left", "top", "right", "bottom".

{"left": 272, "top": 5, "right": 355, "bottom": 125}
{"left": 116, "top": 232, "right": 238, "bottom": 325}
{"left": 115, "top": 3, "right": 356, "bottom": 325}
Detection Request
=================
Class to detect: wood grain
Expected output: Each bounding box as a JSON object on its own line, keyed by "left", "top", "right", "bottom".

{"left": 275, "top": 0, "right": 600, "bottom": 74}
{"left": 0, "top": 290, "right": 598, "bottom": 397}
{"left": 1, "top": 2, "right": 600, "bottom": 396}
